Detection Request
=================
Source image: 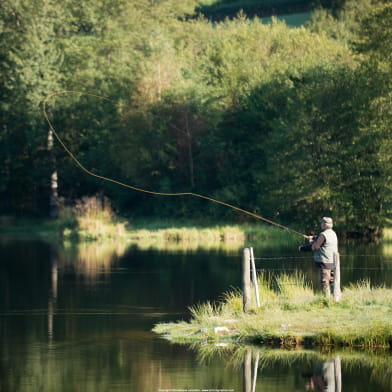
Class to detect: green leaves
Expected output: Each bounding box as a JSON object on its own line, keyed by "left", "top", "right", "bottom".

{"left": 0, "top": 0, "right": 390, "bottom": 237}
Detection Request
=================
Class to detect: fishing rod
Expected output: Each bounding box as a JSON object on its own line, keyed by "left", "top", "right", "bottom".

{"left": 42, "top": 90, "right": 307, "bottom": 238}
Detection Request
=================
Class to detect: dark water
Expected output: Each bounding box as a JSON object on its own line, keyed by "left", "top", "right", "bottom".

{"left": 0, "top": 236, "right": 391, "bottom": 392}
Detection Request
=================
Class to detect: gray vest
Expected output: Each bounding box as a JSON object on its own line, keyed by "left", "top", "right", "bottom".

{"left": 314, "top": 229, "right": 338, "bottom": 264}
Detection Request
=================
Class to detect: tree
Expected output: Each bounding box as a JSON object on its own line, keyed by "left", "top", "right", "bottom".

{"left": 0, "top": 0, "right": 66, "bottom": 215}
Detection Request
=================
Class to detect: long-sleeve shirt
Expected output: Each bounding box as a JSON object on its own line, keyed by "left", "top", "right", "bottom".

{"left": 311, "top": 234, "right": 326, "bottom": 251}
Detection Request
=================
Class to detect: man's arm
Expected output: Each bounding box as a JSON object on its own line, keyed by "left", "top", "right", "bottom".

{"left": 298, "top": 234, "right": 325, "bottom": 252}
{"left": 311, "top": 234, "right": 325, "bottom": 251}
{"left": 299, "top": 236, "right": 316, "bottom": 252}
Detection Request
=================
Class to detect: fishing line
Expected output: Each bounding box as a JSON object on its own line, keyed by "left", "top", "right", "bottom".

{"left": 43, "top": 90, "right": 306, "bottom": 238}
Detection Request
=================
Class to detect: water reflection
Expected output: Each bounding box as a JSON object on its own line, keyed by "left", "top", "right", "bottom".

{"left": 0, "top": 237, "right": 391, "bottom": 391}
{"left": 193, "top": 344, "right": 392, "bottom": 392}
{"left": 62, "top": 240, "right": 127, "bottom": 280}
{"left": 48, "top": 245, "right": 58, "bottom": 344}
{"left": 303, "top": 357, "right": 341, "bottom": 392}
{"left": 243, "top": 350, "right": 259, "bottom": 392}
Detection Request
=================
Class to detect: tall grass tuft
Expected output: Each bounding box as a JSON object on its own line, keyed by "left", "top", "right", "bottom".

{"left": 220, "top": 288, "right": 246, "bottom": 315}
{"left": 189, "top": 301, "right": 223, "bottom": 324}
{"left": 274, "top": 271, "right": 314, "bottom": 303}
{"left": 59, "top": 195, "right": 126, "bottom": 240}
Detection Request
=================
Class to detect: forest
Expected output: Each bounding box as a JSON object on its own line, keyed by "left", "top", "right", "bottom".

{"left": 0, "top": 0, "right": 391, "bottom": 237}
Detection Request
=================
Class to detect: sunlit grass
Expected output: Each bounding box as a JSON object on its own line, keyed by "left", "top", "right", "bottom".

{"left": 0, "top": 195, "right": 303, "bottom": 248}
{"left": 154, "top": 273, "right": 392, "bottom": 348}
{"left": 383, "top": 227, "right": 392, "bottom": 242}
{"left": 62, "top": 196, "right": 127, "bottom": 241}
{"left": 41, "top": 196, "right": 298, "bottom": 249}
{"left": 116, "top": 218, "right": 298, "bottom": 251}
{"left": 126, "top": 224, "right": 245, "bottom": 242}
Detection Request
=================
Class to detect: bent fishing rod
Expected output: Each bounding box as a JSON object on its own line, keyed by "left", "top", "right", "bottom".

{"left": 43, "top": 90, "right": 307, "bottom": 239}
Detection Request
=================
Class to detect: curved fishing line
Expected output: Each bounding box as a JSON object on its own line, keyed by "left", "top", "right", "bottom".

{"left": 43, "top": 90, "right": 306, "bottom": 238}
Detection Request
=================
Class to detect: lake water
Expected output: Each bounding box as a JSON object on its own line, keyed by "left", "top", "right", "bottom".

{"left": 1, "top": 236, "right": 391, "bottom": 391}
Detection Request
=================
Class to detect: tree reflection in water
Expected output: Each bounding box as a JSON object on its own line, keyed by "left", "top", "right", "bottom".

{"left": 1, "top": 238, "right": 392, "bottom": 392}
{"left": 191, "top": 343, "right": 391, "bottom": 392}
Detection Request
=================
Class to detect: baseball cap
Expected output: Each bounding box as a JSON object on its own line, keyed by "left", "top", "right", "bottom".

{"left": 321, "top": 217, "right": 333, "bottom": 226}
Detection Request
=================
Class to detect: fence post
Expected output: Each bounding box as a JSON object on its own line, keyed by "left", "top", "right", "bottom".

{"left": 252, "top": 352, "right": 260, "bottom": 392}
{"left": 333, "top": 252, "right": 341, "bottom": 302}
{"left": 334, "top": 356, "right": 342, "bottom": 392}
{"left": 243, "top": 349, "right": 252, "bottom": 392}
{"left": 250, "top": 247, "right": 260, "bottom": 308}
{"left": 242, "top": 248, "right": 251, "bottom": 313}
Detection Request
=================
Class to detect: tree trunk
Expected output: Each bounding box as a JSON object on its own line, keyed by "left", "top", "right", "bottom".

{"left": 185, "top": 114, "right": 195, "bottom": 188}
{"left": 48, "top": 128, "right": 59, "bottom": 219}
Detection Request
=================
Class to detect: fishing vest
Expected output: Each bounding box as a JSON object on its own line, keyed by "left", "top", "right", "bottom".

{"left": 314, "top": 229, "right": 338, "bottom": 264}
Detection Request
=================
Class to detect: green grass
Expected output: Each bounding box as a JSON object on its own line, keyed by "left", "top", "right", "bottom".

{"left": 0, "top": 198, "right": 300, "bottom": 249}
{"left": 383, "top": 227, "right": 392, "bottom": 242}
{"left": 261, "top": 11, "right": 311, "bottom": 26}
{"left": 2, "top": 199, "right": 389, "bottom": 251}
{"left": 153, "top": 274, "right": 392, "bottom": 348}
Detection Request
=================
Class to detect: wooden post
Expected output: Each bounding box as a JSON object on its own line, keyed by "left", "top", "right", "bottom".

{"left": 243, "top": 349, "right": 252, "bottom": 392}
{"left": 47, "top": 128, "right": 59, "bottom": 219}
{"left": 251, "top": 352, "right": 260, "bottom": 392}
{"left": 48, "top": 245, "right": 58, "bottom": 345}
{"left": 334, "top": 356, "right": 342, "bottom": 392}
{"left": 333, "top": 252, "right": 341, "bottom": 302}
{"left": 242, "top": 248, "right": 251, "bottom": 313}
{"left": 250, "top": 247, "right": 260, "bottom": 308}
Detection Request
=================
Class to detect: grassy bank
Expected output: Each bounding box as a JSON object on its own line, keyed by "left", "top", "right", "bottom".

{"left": 2, "top": 214, "right": 392, "bottom": 249}
{"left": 0, "top": 215, "right": 294, "bottom": 241}
{"left": 0, "top": 214, "right": 304, "bottom": 255}
{"left": 153, "top": 274, "right": 392, "bottom": 348}
{"left": 0, "top": 195, "right": 300, "bottom": 248}
{"left": 1, "top": 195, "right": 391, "bottom": 247}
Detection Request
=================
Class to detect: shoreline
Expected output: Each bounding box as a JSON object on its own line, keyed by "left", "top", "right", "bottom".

{"left": 1, "top": 216, "right": 390, "bottom": 243}
{"left": 0, "top": 216, "right": 298, "bottom": 244}
{"left": 153, "top": 274, "right": 392, "bottom": 349}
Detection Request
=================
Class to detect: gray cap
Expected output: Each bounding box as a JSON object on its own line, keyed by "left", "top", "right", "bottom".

{"left": 321, "top": 217, "right": 333, "bottom": 226}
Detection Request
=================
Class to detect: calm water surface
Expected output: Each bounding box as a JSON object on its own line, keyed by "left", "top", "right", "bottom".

{"left": 1, "top": 236, "right": 391, "bottom": 392}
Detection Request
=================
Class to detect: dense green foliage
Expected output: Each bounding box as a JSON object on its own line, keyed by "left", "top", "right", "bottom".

{"left": 1, "top": 0, "right": 391, "bottom": 236}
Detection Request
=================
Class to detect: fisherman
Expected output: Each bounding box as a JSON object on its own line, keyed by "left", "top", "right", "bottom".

{"left": 303, "top": 357, "right": 342, "bottom": 391}
{"left": 299, "top": 217, "right": 338, "bottom": 297}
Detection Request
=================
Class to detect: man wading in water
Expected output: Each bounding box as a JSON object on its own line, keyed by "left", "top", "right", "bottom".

{"left": 299, "top": 217, "right": 338, "bottom": 297}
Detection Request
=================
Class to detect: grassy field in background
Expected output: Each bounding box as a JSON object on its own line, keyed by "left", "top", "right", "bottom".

{"left": 198, "top": 0, "right": 312, "bottom": 18}
{"left": 1, "top": 196, "right": 391, "bottom": 249}
{"left": 1, "top": 213, "right": 391, "bottom": 250}
{"left": 0, "top": 195, "right": 300, "bottom": 249}
{"left": 261, "top": 11, "right": 311, "bottom": 26}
